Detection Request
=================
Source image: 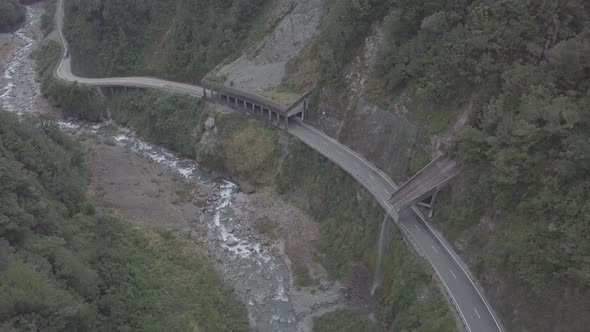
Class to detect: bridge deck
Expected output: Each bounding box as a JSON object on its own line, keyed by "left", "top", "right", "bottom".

{"left": 390, "top": 156, "right": 460, "bottom": 211}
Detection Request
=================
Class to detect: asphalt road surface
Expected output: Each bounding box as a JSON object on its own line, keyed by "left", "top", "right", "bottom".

{"left": 55, "top": 0, "right": 504, "bottom": 330}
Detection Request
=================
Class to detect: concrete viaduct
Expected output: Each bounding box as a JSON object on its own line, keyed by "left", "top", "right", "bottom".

{"left": 54, "top": 0, "right": 503, "bottom": 331}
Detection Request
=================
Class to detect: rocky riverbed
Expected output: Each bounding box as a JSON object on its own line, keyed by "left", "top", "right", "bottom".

{"left": 0, "top": 3, "right": 346, "bottom": 331}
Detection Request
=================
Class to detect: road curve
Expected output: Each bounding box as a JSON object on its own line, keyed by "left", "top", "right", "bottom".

{"left": 55, "top": 0, "right": 202, "bottom": 98}
{"left": 54, "top": 0, "right": 504, "bottom": 331}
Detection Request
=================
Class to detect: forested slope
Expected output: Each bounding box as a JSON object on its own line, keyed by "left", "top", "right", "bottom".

{"left": 54, "top": 0, "right": 590, "bottom": 330}
{"left": 0, "top": 111, "right": 248, "bottom": 331}
{"left": 63, "top": 0, "right": 267, "bottom": 83}
{"left": 284, "top": 0, "right": 590, "bottom": 331}
{"left": 0, "top": 0, "right": 25, "bottom": 32}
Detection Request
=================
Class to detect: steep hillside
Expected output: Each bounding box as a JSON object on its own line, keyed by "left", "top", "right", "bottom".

{"left": 63, "top": 0, "right": 268, "bottom": 83}
{"left": 48, "top": 0, "right": 590, "bottom": 330}
{"left": 102, "top": 91, "right": 458, "bottom": 332}
{"left": 0, "top": 111, "right": 248, "bottom": 331}
{"left": 283, "top": 0, "right": 590, "bottom": 331}
{"left": 0, "top": 0, "right": 25, "bottom": 32}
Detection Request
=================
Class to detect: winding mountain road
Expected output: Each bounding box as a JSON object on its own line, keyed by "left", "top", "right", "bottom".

{"left": 54, "top": 0, "right": 504, "bottom": 331}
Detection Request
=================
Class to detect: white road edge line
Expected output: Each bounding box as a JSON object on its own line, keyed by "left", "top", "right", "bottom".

{"left": 474, "top": 307, "right": 481, "bottom": 319}
{"left": 400, "top": 224, "right": 472, "bottom": 332}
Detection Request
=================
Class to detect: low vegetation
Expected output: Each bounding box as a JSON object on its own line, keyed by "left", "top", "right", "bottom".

{"left": 261, "top": 88, "right": 300, "bottom": 107}
{"left": 0, "top": 111, "right": 248, "bottom": 331}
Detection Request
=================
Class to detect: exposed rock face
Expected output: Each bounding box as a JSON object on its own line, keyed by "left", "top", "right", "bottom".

{"left": 219, "top": 0, "right": 323, "bottom": 91}
{"left": 339, "top": 100, "right": 417, "bottom": 182}
{"left": 198, "top": 116, "right": 219, "bottom": 149}
{"left": 315, "top": 87, "right": 346, "bottom": 138}
{"left": 311, "top": 24, "right": 417, "bottom": 182}
{"left": 315, "top": 89, "right": 417, "bottom": 182}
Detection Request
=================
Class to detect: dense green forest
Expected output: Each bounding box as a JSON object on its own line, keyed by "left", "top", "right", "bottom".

{"left": 0, "top": 0, "right": 25, "bottom": 32}
{"left": 63, "top": 0, "right": 267, "bottom": 83}
{"left": 0, "top": 111, "right": 248, "bottom": 331}
{"left": 286, "top": 0, "right": 590, "bottom": 330}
